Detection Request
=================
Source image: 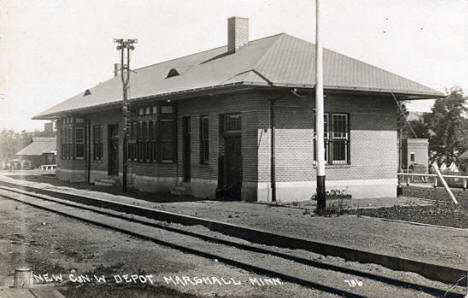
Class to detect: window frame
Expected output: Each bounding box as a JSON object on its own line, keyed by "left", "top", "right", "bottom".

{"left": 74, "top": 126, "right": 85, "bottom": 159}
{"left": 329, "top": 113, "right": 349, "bottom": 165}
{"left": 93, "top": 125, "right": 103, "bottom": 161}
{"left": 314, "top": 112, "right": 350, "bottom": 165}
{"left": 127, "top": 104, "right": 177, "bottom": 164}
{"left": 200, "top": 115, "right": 209, "bottom": 164}
{"left": 222, "top": 113, "right": 242, "bottom": 133}
{"left": 60, "top": 117, "right": 87, "bottom": 161}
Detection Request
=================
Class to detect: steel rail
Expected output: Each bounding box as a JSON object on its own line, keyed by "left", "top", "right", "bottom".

{"left": 1, "top": 186, "right": 464, "bottom": 297}
{"left": 0, "top": 181, "right": 465, "bottom": 288}
{"left": 0, "top": 188, "right": 371, "bottom": 298}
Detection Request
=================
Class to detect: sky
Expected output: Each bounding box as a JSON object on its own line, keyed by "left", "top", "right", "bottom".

{"left": 0, "top": 0, "right": 466, "bottom": 132}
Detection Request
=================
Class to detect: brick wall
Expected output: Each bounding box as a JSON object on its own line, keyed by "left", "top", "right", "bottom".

{"left": 55, "top": 90, "right": 399, "bottom": 202}
{"left": 176, "top": 92, "right": 264, "bottom": 199}
{"left": 257, "top": 93, "right": 397, "bottom": 180}
{"left": 256, "top": 92, "right": 398, "bottom": 201}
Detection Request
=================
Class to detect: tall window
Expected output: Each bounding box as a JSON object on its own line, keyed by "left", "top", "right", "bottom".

{"left": 330, "top": 113, "right": 349, "bottom": 164}
{"left": 148, "top": 120, "right": 155, "bottom": 162}
{"left": 93, "top": 125, "right": 103, "bottom": 160}
{"left": 128, "top": 122, "right": 137, "bottom": 161}
{"left": 142, "top": 121, "right": 148, "bottom": 161}
{"left": 60, "top": 118, "right": 73, "bottom": 160}
{"left": 67, "top": 126, "right": 73, "bottom": 159}
{"left": 200, "top": 115, "right": 209, "bottom": 164}
{"left": 60, "top": 124, "right": 66, "bottom": 159}
{"left": 137, "top": 121, "right": 143, "bottom": 162}
{"left": 75, "top": 127, "right": 85, "bottom": 159}
{"left": 314, "top": 113, "right": 350, "bottom": 165}
{"left": 60, "top": 117, "right": 86, "bottom": 160}
{"left": 74, "top": 118, "right": 86, "bottom": 159}
{"left": 127, "top": 104, "right": 176, "bottom": 163}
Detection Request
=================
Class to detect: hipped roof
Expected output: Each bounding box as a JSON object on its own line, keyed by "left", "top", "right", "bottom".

{"left": 15, "top": 137, "right": 56, "bottom": 156}
{"left": 34, "top": 33, "right": 443, "bottom": 120}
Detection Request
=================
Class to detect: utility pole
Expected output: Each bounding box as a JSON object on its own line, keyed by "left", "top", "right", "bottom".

{"left": 315, "top": 0, "right": 326, "bottom": 213}
{"left": 114, "top": 38, "right": 137, "bottom": 193}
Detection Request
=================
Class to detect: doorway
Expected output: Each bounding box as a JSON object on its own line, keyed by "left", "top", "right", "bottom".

{"left": 182, "top": 117, "right": 191, "bottom": 182}
{"left": 224, "top": 135, "right": 242, "bottom": 200}
{"left": 108, "top": 124, "right": 119, "bottom": 176}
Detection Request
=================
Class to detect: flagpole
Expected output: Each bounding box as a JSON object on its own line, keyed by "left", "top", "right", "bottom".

{"left": 315, "top": 0, "right": 326, "bottom": 213}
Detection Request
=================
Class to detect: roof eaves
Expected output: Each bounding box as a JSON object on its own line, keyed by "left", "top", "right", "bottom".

{"left": 33, "top": 81, "right": 444, "bottom": 120}
{"left": 32, "top": 100, "right": 122, "bottom": 120}
{"left": 245, "top": 82, "right": 444, "bottom": 98}
{"left": 33, "top": 82, "right": 248, "bottom": 120}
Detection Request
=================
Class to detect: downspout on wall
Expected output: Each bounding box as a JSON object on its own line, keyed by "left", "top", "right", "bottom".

{"left": 270, "top": 98, "right": 277, "bottom": 202}
{"left": 87, "top": 119, "right": 91, "bottom": 183}
{"left": 268, "top": 94, "right": 289, "bottom": 203}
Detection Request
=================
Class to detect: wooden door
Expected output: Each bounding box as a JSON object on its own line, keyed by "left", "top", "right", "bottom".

{"left": 224, "top": 135, "right": 242, "bottom": 200}
{"left": 108, "top": 124, "right": 119, "bottom": 176}
{"left": 182, "top": 117, "right": 191, "bottom": 182}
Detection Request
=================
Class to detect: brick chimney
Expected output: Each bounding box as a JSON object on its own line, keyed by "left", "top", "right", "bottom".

{"left": 227, "top": 17, "right": 249, "bottom": 54}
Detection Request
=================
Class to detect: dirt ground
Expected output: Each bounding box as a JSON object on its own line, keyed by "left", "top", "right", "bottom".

{"left": 0, "top": 196, "right": 332, "bottom": 298}
{"left": 2, "top": 174, "right": 467, "bottom": 269}
{"left": 2, "top": 193, "right": 466, "bottom": 297}
{"left": 3, "top": 173, "right": 202, "bottom": 203}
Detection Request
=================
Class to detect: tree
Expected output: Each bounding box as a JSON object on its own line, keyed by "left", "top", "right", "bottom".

{"left": 0, "top": 129, "right": 34, "bottom": 166}
{"left": 406, "top": 119, "right": 430, "bottom": 139}
{"left": 425, "top": 87, "right": 468, "bottom": 167}
{"left": 397, "top": 103, "right": 430, "bottom": 139}
{"left": 396, "top": 101, "right": 409, "bottom": 134}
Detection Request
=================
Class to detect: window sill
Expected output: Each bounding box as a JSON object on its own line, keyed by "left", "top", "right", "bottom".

{"left": 129, "top": 160, "right": 176, "bottom": 165}
{"left": 313, "top": 163, "right": 351, "bottom": 169}
{"left": 160, "top": 160, "right": 175, "bottom": 164}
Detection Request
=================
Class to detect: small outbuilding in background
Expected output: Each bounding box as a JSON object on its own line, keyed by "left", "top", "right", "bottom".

{"left": 401, "top": 138, "right": 429, "bottom": 173}
{"left": 15, "top": 137, "right": 56, "bottom": 169}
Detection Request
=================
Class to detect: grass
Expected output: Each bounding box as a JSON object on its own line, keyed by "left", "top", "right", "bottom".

{"left": 312, "top": 196, "right": 467, "bottom": 228}
{"left": 348, "top": 201, "right": 467, "bottom": 228}
{"left": 314, "top": 199, "right": 349, "bottom": 217}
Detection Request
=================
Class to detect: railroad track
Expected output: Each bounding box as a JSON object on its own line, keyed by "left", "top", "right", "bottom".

{"left": 0, "top": 183, "right": 465, "bottom": 297}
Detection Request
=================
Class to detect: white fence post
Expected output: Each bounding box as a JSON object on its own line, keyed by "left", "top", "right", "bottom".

{"left": 431, "top": 164, "right": 458, "bottom": 205}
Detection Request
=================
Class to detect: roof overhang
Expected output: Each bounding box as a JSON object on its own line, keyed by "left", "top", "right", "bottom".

{"left": 33, "top": 82, "right": 251, "bottom": 120}
{"left": 33, "top": 82, "right": 444, "bottom": 120}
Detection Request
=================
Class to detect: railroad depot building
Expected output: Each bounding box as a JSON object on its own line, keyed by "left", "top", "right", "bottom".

{"left": 34, "top": 17, "right": 442, "bottom": 202}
